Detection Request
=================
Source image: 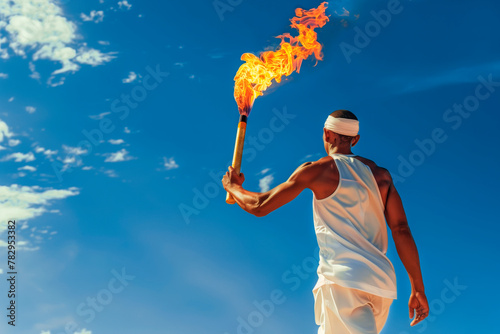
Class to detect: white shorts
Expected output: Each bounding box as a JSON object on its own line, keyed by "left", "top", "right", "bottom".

{"left": 314, "top": 284, "right": 393, "bottom": 334}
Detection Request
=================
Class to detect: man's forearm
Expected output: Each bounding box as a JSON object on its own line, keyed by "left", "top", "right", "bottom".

{"left": 227, "top": 185, "right": 264, "bottom": 215}
{"left": 392, "top": 228, "right": 425, "bottom": 292}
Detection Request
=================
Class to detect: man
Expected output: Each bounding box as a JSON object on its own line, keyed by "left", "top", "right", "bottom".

{"left": 222, "top": 110, "right": 429, "bottom": 334}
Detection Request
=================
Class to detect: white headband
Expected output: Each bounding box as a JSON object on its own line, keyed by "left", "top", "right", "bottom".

{"left": 324, "top": 116, "right": 359, "bottom": 137}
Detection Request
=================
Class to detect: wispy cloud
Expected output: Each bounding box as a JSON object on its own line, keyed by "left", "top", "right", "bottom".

{"left": 0, "top": 0, "right": 116, "bottom": 80}
{"left": 0, "top": 73, "right": 7, "bottom": 78}
{"left": 81, "top": 10, "right": 104, "bottom": 23}
{"left": 118, "top": 1, "right": 132, "bottom": 10}
{"left": 0, "top": 184, "right": 79, "bottom": 233}
{"left": 26, "top": 106, "right": 36, "bottom": 113}
{"left": 100, "top": 168, "right": 118, "bottom": 177}
{"left": 18, "top": 165, "right": 36, "bottom": 172}
{"left": 74, "top": 47, "right": 116, "bottom": 66}
{"left": 122, "top": 71, "right": 137, "bottom": 83}
{"left": 0, "top": 119, "right": 13, "bottom": 142}
{"left": 108, "top": 139, "right": 125, "bottom": 145}
{"left": 388, "top": 60, "right": 500, "bottom": 94}
{"left": 89, "top": 111, "right": 111, "bottom": 120}
{"left": 63, "top": 145, "right": 87, "bottom": 156}
{"left": 35, "top": 146, "right": 58, "bottom": 160}
{"left": 104, "top": 149, "right": 135, "bottom": 163}
{"left": 259, "top": 175, "right": 274, "bottom": 192}
{"left": 258, "top": 168, "right": 270, "bottom": 175}
{"left": 8, "top": 139, "right": 20, "bottom": 147}
{"left": 2, "top": 152, "right": 36, "bottom": 162}
{"left": 162, "top": 157, "right": 179, "bottom": 170}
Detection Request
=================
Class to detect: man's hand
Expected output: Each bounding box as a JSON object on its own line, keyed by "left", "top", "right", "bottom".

{"left": 222, "top": 166, "right": 245, "bottom": 191}
{"left": 409, "top": 291, "right": 429, "bottom": 326}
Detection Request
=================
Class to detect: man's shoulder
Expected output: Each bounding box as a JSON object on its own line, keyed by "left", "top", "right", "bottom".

{"left": 293, "top": 156, "right": 333, "bottom": 180}
{"left": 354, "top": 156, "right": 392, "bottom": 183}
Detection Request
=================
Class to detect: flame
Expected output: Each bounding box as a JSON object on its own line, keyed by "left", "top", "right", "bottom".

{"left": 234, "top": 2, "right": 330, "bottom": 116}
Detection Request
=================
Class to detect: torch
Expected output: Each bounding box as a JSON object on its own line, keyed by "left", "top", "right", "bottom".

{"left": 226, "top": 114, "right": 248, "bottom": 204}
{"left": 225, "top": 2, "right": 330, "bottom": 204}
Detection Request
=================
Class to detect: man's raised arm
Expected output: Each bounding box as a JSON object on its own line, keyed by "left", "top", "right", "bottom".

{"left": 222, "top": 162, "right": 315, "bottom": 217}
{"left": 384, "top": 171, "right": 429, "bottom": 326}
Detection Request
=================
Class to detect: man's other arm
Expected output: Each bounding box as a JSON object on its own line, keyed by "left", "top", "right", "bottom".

{"left": 383, "top": 170, "right": 429, "bottom": 326}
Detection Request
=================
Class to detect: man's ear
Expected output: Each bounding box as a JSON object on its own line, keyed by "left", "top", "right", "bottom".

{"left": 323, "top": 128, "right": 330, "bottom": 141}
{"left": 351, "top": 134, "right": 361, "bottom": 147}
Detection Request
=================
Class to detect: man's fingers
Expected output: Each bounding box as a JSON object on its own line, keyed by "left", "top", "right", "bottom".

{"left": 409, "top": 307, "right": 414, "bottom": 319}
{"left": 410, "top": 311, "right": 428, "bottom": 326}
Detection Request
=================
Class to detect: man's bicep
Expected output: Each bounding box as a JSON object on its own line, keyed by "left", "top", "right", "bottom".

{"left": 384, "top": 182, "right": 409, "bottom": 233}
{"left": 257, "top": 179, "right": 307, "bottom": 215}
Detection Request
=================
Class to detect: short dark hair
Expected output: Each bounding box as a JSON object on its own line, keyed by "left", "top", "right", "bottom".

{"left": 328, "top": 110, "right": 358, "bottom": 143}
{"left": 329, "top": 109, "right": 358, "bottom": 121}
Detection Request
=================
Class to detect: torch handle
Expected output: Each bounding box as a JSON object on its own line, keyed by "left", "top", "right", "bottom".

{"left": 226, "top": 116, "right": 248, "bottom": 204}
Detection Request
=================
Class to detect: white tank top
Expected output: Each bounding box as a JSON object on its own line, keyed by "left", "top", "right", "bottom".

{"left": 313, "top": 153, "right": 397, "bottom": 299}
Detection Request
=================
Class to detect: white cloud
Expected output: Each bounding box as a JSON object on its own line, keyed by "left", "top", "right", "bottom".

{"left": 122, "top": 71, "right": 137, "bottom": 83}
{"left": 18, "top": 166, "right": 36, "bottom": 172}
{"left": 108, "top": 139, "right": 124, "bottom": 145}
{"left": 75, "top": 330, "right": 92, "bottom": 334}
{"left": 26, "top": 106, "right": 36, "bottom": 113}
{"left": 62, "top": 145, "right": 87, "bottom": 156}
{"left": 259, "top": 175, "right": 274, "bottom": 192}
{"left": 47, "top": 75, "right": 65, "bottom": 87}
{"left": 0, "top": 72, "right": 7, "bottom": 78}
{"left": 258, "top": 168, "right": 270, "bottom": 175}
{"left": 0, "top": 184, "right": 79, "bottom": 232}
{"left": 74, "top": 47, "right": 116, "bottom": 66}
{"left": 59, "top": 146, "right": 85, "bottom": 170}
{"left": 0, "top": 0, "right": 114, "bottom": 79}
{"left": 82, "top": 166, "right": 94, "bottom": 171}
{"left": 2, "top": 152, "right": 36, "bottom": 162}
{"left": 104, "top": 149, "right": 135, "bottom": 163}
{"left": 124, "top": 127, "right": 131, "bottom": 134}
{"left": 80, "top": 10, "right": 104, "bottom": 23}
{"left": 0, "top": 119, "right": 13, "bottom": 142}
{"left": 29, "top": 61, "right": 40, "bottom": 79}
{"left": 97, "top": 40, "right": 110, "bottom": 45}
{"left": 8, "top": 97, "right": 14, "bottom": 102}
{"left": 163, "top": 157, "right": 179, "bottom": 170}
{"left": 40, "top": 329, "right": 92, "bottom": 334}
{"left": 8, "top": 139, "right": 21, "bottom": 147}
{"left": 101, "top": 168, "right": 118, "bottom": 177}
{"left": 35, "top": 146, "right": 58, "bottom": 159}
{"left": 118, "top": 1, "right": 132, "bottom": 10}
{"left": 89, "top": 111, "right": 111, "bottom": 120}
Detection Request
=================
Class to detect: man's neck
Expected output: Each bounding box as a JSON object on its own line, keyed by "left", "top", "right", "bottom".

{"left": 328, "top": 146, "right": 353, "bottom": 155}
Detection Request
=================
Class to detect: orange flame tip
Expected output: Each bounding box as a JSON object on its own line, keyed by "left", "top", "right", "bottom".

{"left": 234, "top": 2, "right": 330, "bottom": 116}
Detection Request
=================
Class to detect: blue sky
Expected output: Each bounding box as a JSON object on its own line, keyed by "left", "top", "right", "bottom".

{"left": 0, "top": 0, "right": 498, "bottom": 333}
